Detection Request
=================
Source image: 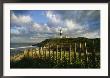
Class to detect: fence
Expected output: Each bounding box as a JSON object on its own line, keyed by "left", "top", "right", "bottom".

{"left": 10, "top": 40, "right": 100, "bottom": 68}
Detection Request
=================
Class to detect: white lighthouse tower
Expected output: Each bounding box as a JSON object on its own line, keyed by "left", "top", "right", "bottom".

{"left": 59, "top": 28, "right": 62, "bottom": 38}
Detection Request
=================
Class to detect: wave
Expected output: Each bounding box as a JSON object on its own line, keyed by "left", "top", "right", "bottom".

{"left": 10, "top": 46, "right": 37, "bottom": 50}
{"left": 10, "top": 46, "right": 38, "bottom": 56}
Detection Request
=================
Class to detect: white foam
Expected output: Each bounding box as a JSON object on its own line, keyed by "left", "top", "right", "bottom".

{"left": 10, "top": 46, "right": 37, "bottom": 50}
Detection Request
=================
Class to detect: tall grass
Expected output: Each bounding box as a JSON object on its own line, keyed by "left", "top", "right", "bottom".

{"left": 10, "top": 50, "right": 100, "bottom": 68}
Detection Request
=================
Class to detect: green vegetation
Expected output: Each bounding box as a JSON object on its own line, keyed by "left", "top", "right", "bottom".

{"left": 33, "top": 37, "right": 100, "bottom": 52}
{"left": 10, "top": 51, "right": 100, "bottom": 68}
{"left": 11, "top": 37, "right": 100, "bottom": 68}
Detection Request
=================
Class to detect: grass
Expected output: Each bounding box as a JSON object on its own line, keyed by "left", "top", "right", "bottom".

{"left": 10, "top": 49, "right": 100, "bottom": 68}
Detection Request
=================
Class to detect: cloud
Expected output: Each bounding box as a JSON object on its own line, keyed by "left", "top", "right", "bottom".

{"left": 10, "top": 10, "right": 100, "bottom": 43}
{"left": 11, "top": 12, "right": 32, "bottom": 26}
{"left": 11, "top": 11, "right": 55, "bottom": 43}
{"left": 82, "top": 29, "right": 100, "bottom": 38}
{"left": 46, "top": 11, "right": 61, "bottom": 24}
{"left": 11, "top": 28, "right": 20, "bottom": 35}
{"left": 45, "top": 10, "right": 100, "bottom": 38}
{"left": 32, "top": 23, "right": 51, "bottom": 33}
{"left": 65, "top": 19, "right": 84, "bottom": 30}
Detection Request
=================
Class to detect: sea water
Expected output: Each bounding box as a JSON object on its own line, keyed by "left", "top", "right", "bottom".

{"left": 10, "top": 43, "right": 37, "bottom": 56}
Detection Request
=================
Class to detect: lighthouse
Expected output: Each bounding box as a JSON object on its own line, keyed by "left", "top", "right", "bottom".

{"left": 59, "top": 28, "right": 62, "bottom": 38}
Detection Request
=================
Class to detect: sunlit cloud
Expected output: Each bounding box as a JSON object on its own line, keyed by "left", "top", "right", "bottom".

{"left": 10, "top": 10, "right": 100, "bottom": 43}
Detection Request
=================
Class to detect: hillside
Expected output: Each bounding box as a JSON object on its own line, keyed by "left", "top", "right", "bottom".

{"left": 11, "top": 37, "right": 100, "bottom": 68}
{"left": 32, "top": 37, "right": 100, "bottom": 52}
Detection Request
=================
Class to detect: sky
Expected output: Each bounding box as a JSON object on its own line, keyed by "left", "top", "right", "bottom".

{"left": 10, "top": 10, "right": 100, "bottom": 43}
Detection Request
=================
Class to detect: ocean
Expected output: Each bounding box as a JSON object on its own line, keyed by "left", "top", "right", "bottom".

{"left": 10, "top": 43, "right": 35, "bottom": 48}
{"left": 10, "top": 43, "right": 37, "bottom": 56}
